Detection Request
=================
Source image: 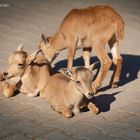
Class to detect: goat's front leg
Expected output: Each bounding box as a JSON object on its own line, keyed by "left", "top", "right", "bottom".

{"left": 0, "top": 81, "right": 16, "bottom": 98}
{"left": 92, "top": 42, "right": 112, "bottom": 93}
{"left": 87, "top": 102, "right": 99, "bottom": 114}
{"left": 62, "top": 108, "right": 73, "bottom": 118}
{"left": 0, "top": 72, "right": 16, "bottom": 97}
{"left": 67, "top": 47, "right": 76, "bottom": 70}
{"left": 26, "top": 89, "right": 39, "bottom": 97}
{"left": 51, "top": 105, "right": 73, "bottom": 118}
{"left": 67, "top": 37, "right": 77, "bottom": 70}
{"left": 73, "top": 104, "right": 80, "bottom": 115}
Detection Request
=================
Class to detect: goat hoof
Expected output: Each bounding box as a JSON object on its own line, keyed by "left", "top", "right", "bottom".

{"left": 91, "top": 107, "right": 99, "bottom": 115}
{"left": 40, "top": 92, "right": 45, "bottom": 98}
{"left": 91, "top": 84, "right": 97, "bottom": 94}
{"left": 27, "top": 93, "right": 36, "bottom": 97}
{"left": 94, "top": 107, "right": 99, "bottom": 115}
{"left": 62, "top": 110, "right": 73, "bottom": 118}
{"left": 111, "top": 82, "right": 118, "bottom": 88}
{"left": 92, "top": 82, "right": 101, "bottom": 94}
{"left": 73, "top": 110, "right": 80, "bottom": 115}
{"left": 63, "top": 112, "right": 73, "bottom": 118}
{"left": 88, "top": 103, "right": 99, "bottom": 115}
{"left": 27, "top": 90, "right": 39, "bottom": 97}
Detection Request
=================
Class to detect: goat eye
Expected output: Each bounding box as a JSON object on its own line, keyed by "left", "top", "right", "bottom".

{"left": 18, "top": 63, "right": 24, "bottom": 67}
{"left": 76, "top": 81, "right": 81, "bottom": 86}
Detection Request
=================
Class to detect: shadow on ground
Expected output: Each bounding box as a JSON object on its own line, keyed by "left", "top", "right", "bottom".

{"left": 80, "top": 91, "right": 121, "bottom": 113}
{"left": 53, "top": 54, "right": 140, "bottom": 113}
{"left": 54, "top": 53, "right": 140, "bottom": 88}
{"left": 92, "top": 91, "right": 121, "bottom": 112}
{"left": 120, "top": 54, "right": 140, "bottom": 85}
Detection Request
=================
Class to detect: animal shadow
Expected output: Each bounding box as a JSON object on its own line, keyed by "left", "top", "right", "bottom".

{"left": 92, "top": 91, "right": 121, "bottom": 113}
{"left": 54, "top": 54, "right": 140, "bottom": 87}
{"left": 53, "top": 56, "right": 99, "bottom": 72}
{"left": 119, "top": 54, "right": 140, "bottom": 86}
{"left": 80, "top": 91, "right": 121, "bottom": 113}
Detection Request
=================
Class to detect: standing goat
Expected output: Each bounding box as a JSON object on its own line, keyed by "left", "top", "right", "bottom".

{"left": 39, "top": 5, "right": 124, "bottom": 92}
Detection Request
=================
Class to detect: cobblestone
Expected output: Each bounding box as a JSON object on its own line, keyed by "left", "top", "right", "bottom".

{"left": 118, "top": 115, "right": 140, "bottom": 129}
{"left": 118, "top": 103, "right": 140, "bottom": 116}
{"left": 77, "top": 116, "right": 129, "bottom": 135}
{"left": 6, "top": 116, "right": 54, "bottom": 137}
{"left": 100, "top": 110, "right": 134, "bottom": 122}
{"left": 112, "top": 128, "right": 140, "bottom": 140}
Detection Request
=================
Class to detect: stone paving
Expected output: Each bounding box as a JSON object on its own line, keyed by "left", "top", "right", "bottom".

{"left": 0, "top": 0, "right": 140, "bottom": 140}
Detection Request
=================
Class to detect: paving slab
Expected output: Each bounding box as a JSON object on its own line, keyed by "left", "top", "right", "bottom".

{"left": 118, "top": 115, "right": 140, "bottom": 129}
{"left": 6, "top": 116, "right": 54, "bottom": 138}
{"left": 77, "top": 116, "right": 129, "bottom": 135}
{"left": 112, "top": 128, "right": 140, "bottom": 140}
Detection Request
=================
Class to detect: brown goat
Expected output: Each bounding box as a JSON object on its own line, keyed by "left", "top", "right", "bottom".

{"left": 40, "top": 63, "right": 99, "bottom": 118}
{"left": 2, "top": 44, "right": 52, "bottom": 97}
{"left": 39, "top": 5, "right": 124, "bottom": 92}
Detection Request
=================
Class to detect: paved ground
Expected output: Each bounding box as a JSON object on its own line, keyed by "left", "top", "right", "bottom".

{"left": 0, "top": 0, "right": 140, "bottom": 140}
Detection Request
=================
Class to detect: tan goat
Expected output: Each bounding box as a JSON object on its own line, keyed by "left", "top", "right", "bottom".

{"left": 2, "top": 44, "right": 52, "bottom": 97}
{"left": 39, "top": 5, "right": 124, "bottom": 92}
{"left": 40, "top": 62, "right": 99, "bottom": 118}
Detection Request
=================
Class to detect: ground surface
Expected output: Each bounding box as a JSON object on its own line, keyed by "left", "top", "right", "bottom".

{"left": 0, "top": 0, "right": 140, "bottom": 140}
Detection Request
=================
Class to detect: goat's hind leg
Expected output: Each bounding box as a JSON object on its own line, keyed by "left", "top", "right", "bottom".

{"left": 108, "top": 35, "right": 122, "bottom": 88}
{"left": 83, "top": 47, "right": 92, "bottom": 68}
{"left": 51, "top": 105, "right": 73, "bottom": 118}
{"left": 62, "top": 108, "right": 73, "bottom": 118}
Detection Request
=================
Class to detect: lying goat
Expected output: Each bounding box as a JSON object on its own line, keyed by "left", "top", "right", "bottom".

{"left": 40, "top": 62, "right": 99, "bottom": 118}
{"left": 2, "top": 44, "right": 52, "bottom": 97}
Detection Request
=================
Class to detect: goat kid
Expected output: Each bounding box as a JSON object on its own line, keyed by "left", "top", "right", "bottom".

{"left": 39, "top": 5, "right": 124, "bottom": 92}
{"left": 40, "top": 62, "right": 99, "bottom": 118}
{"left": 2, "top": 44, "right": 52, "bottom": 97}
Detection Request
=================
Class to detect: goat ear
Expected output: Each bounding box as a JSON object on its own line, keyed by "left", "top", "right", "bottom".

{"left": 88, "top": 61, "right": 99, "bottom": 71}
{"left": 59, "top": 68, "right": 74, "bottom": 80}
{"left": 0, "top": 71, "right": 4, "bottom": 81}
{"left": 17, "top": 43, "right": 23, "bottom": 51}
{"left": 41, "top": 34, "right": 47, "bottom": 43}
{"left": 26, "top": 49, "right": 41, "bottom": 64}
{"left": 47, "top": 36, "right": 52, "bottom": 43}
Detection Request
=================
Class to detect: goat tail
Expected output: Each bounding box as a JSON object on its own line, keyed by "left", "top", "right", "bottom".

{"left": 116, "top": 18, "right": 124, "bottom": 40}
